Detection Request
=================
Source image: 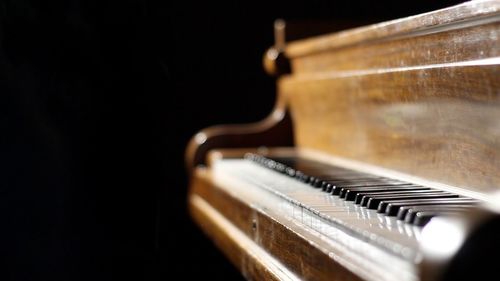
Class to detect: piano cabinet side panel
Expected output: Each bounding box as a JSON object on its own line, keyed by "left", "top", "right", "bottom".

{"left": 188, "top": 169, "right": 365, "bottom": 281}
{"left": 189, "top": 195, "right": 289, "bottom": 281}
{"left": 281, "top": 64, "right": 500, "bottom": 193}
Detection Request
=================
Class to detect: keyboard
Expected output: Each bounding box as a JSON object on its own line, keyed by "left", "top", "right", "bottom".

{"left": 246, "top": 154, "right": 478, "bottom": 227}
{"left": 211, "top": 153, "right": 481, "bottom": 281}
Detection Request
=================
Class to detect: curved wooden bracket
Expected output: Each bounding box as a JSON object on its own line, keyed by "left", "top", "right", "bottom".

{"left": 185, "top": 93, "right": 293, "bottom": 173}
{"left": 186, "top": 19, "right": 294, "bottom": 174}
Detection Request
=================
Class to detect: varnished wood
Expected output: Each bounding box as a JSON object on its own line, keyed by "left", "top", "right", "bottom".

{"left": 190, "top": 195, "right": 297, "bottom": 281}
{"left": 263, "top": 19, "right": 291, "bottom": 76}
{"left": 189, "top": 164, "right": 365, "bottom": 281}
{"left": 289, "top": 21, "right": 499, "bottom": 73}
{"left": 278, "top": 0, "right": 500, "bottom": 193}
{"left": 285, "top": 0, "right": 499, "bottom": 60}
{"left": 185, "top": 91, "right": 293, "bottom": 173}
{"left": 186, "top": 1, "right": 500, "bottom": 280}
{"left": 281, "top": 62, "right": 500, "bottom": 193}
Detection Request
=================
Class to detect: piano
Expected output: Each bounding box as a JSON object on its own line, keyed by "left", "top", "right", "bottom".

{"left": 185, "top": 1, "right": 500, "bottom": 280}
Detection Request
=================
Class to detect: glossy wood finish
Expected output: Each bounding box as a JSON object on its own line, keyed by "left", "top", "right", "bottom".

{"left": 282, "top": 62, "right": 500, "bottom": 193}
{"left": 186, "top": 2, "right": 500, "bottom": 280}
{"left": 189, "top": 164, "right": 365, "bottom": 281}
{"left": 185, "top": 91, "right": 293, "bottom": 173}
{"left": 280, "top": 0, "right": 500, "bottom": 193}
{"left": 286, "top": 0, "right": 500, "bottom": 62}
{"left": 288, "top": 21, "right": 499, "bottom": 74}
{"left": 263, "top": 19, "right": 291, "bottom": 76}
{"left": 190, "top": 194, "right": 295, "bottom": 281}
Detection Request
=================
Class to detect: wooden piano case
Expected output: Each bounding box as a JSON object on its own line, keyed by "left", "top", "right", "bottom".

{"left": 186, "top": 1, "right": 500, "bottom": 280}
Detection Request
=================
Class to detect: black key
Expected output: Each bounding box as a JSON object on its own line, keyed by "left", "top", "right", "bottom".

{"left": 404, "top": 206, "right": 473, "bottom": 224}
{"left": 331, "top": 182, "right": 410, "bottom": 196}
{"left": 385, "top": 198, "right": 477, "bottom": 216}
{"left": 264, "top": 158, "right": 316, "bottom": 173}
{"left": 356, "top": 190, "right": 445, "bottom": 205}
{"left": 318, "top": 176, "right": 383, "bottom": 181}
{"left": 363, "top": 191, "right": 456, "bottom": 208}
{"left": 294, "top": 171, "right": 309, "bottom": 183}
{"left": 323, "top": 178, "right": 395, "bottom": 184}
{"left": 326, "top": 179, "right": 386, "bottom": 185}
{"left": 341, "top": 185, "right": 426, "bottom": 200}
{"left": 365, "top": 193, "right": 458, "bottom": 209}
{"left": 249, "top": 156, "right": 474, "bottom": 223}
{"left": 378, "top": 197, "right": 475, "bottom": 214}
{"left": 337, "top": 180, "right": 407, "bottom": 186}
{"left": 285, "top": 167, "right": 296, "bottom": 177}
{"left": 263, "top": 157, "right": 364, "bottom": 188}
{"left": 296, "top": 167, "right": 345, "bottom": 176}
{"left": 323, "top": 183, "right": 334, "bottom": 193}
{"left": 268, "top": 157, "right": 312, "bottom": 167}
{"left": 320, "top": 179, "right": 390, "bottom": 190}
{"left": 393, "top": 200, "right": 478, "bottom": 218}
{"left": 308, "top": 177, "right": 323, "bottom": 188}
{"left": 267, "top": 160, "right": 364, "bottom": 181}
{"left": 323, "top": 180, "right": 389, "bottom": 190}
{"left": 413, "top": 212, "right": 440, "bottom": 226}
{"left": 312, "top": 171, "right": 375, "bottom": 176}
{"left": 412, "top": 211, "right": 468, "bottom": 226}
{"left": 322, "top": 180, "right": 358, "bottom": 191}
{"left": 261, "top": 156, "right": 396, "bottom": 185}
{"left": 340, "top": 186, "right": 404, "bottom": 198}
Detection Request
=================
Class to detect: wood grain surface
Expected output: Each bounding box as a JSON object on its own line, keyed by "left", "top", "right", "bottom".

{"left": 279, "top": 0, "right": 500, "bottom": 193}
{"left": 186, "top": 2, "right": 500, "bottom": 280}
{"left": 285, "top": 0, "right": 500, "bottom": 59}
{"left": 189, "top": 167, "right": 365, "bottom": 281}
{"left": 281, "top": 62, "right": 500, "bottom": 193}
{"left": 290, "top": 21, "right": 499, "bottom": 73}
{"left": 185, "top": 90, "right": 293, "bottom": 173}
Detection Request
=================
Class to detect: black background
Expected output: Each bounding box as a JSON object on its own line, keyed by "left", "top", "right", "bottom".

{"left": 0, "top": 0, "right": 462, "bottom": 280}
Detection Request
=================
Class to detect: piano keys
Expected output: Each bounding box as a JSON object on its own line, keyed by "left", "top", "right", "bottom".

{"left": 193, "top": 149, "right": 499, "bottom": 281}
{"left": 185, "top": 1, "right": 500, "bottom": 280}
{"left": 245, "top": 153, "right": 476, "bottom": 226}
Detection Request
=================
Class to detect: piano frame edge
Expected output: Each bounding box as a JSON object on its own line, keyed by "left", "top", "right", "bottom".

{"left": 189, "top": 148, "right": 500, "bottom": 281}
{"left": 189, "top": 192, "right": 296, "bottom": 281}
{"left": 189, "top": 154, "right": 373, "bottom": 281}
{"left": 184, "top": 91, "right": 294, "bottom": 174}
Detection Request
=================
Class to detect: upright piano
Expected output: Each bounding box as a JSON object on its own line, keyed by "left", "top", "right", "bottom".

{"left": 185, "top": 1, "right": 500, "bottom": 280}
